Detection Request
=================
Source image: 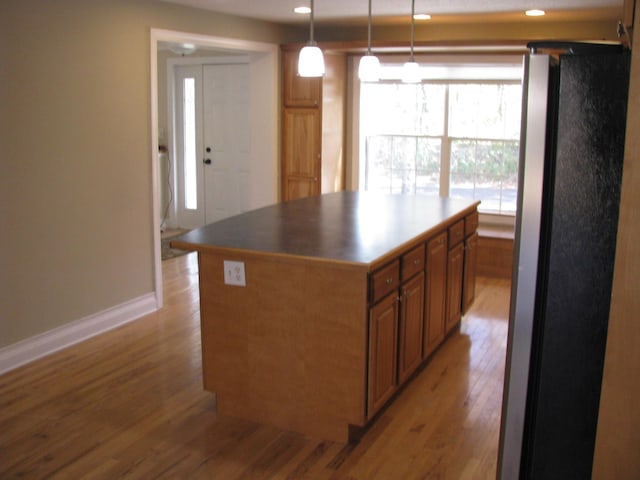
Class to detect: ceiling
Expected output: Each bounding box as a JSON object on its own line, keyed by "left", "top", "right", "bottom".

{"left": 160, "top": 0, "right": 624, "bottom": 25}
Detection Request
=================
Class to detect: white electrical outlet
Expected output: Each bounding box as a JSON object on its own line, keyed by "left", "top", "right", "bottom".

{"left": 223, "top": 260, "right": 246, "bottom": 286}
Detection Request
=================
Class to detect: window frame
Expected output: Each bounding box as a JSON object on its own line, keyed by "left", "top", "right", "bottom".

{"left": 349, "top": 53, "right": 524, "bottom": 222}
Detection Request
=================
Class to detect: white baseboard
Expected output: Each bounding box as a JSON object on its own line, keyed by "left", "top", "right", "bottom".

{"left": 0, "top": 293, "right": 158, "bottom": 375}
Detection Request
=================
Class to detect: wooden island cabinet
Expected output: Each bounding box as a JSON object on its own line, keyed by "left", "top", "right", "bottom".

{"left": 367, "top": 283, "right": 400, "bottom": 417}
{"left": 424, "top": 232, "right": 448, "bottom": 358}
{"left": 172, "top": 192, "right": 479, "bottom": 442}
{"left": 367, "top": 245, "right": 426, "bottom": 418}
{"left": 446, "top": 220, "right": 465, "bottom": 334}
{"left": 398, "top": 247, "right": 426, "bottom": 384}
{"left": 463, "top": 211, "right": 480, "bottom": 313}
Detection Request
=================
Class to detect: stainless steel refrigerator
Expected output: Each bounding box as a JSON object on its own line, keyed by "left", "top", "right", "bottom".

{"left": 497, "top": 43, "right": 631, "bottom": 479}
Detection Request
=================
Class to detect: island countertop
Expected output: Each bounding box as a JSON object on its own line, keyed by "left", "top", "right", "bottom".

{"left": 172, "top": 191, "right": 480, "bottom": 267}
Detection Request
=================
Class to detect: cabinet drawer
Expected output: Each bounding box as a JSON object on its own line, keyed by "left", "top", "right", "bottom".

{"left": 370, "top": 261, "right": 400, "bottom": 304}
{"left": 448, "top": 220, "right": 465, "bottom": 248}
{"left": 465, "top": 211, "right": 479, "bottom": 237}
{"left": 402, "top": 244, "right": 425, "bottom": 281}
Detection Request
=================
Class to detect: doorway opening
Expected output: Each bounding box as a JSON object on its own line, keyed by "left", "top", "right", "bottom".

{"left": 149, "top": 29, "right": 279, "bottom": 307}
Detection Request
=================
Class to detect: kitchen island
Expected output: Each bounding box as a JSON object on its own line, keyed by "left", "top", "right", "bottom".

{"left": 172, "top": 191, "right": 479, "bottom": 442}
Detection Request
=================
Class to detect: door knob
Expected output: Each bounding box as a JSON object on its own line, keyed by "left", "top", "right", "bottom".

{"left": 204, "top": 159, "right": 212, "bottom": 165}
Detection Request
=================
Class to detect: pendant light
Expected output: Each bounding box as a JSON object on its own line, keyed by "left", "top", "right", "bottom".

{"left": 402, "top": 0, "right": 421, "bottom": 83}
{"left": 298, "top": 0, "right": 325, "bottom": 77}
{"left": 358, "top": 0, "right": 380, "bottom": 82}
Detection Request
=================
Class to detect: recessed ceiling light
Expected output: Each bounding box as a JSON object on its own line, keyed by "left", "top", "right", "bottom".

{"left": 414, "top": 14, "right": 432, "bottom": 20}
{"left": 294, "top": 6, "right": 311, "bottom": 14}
{"left": 169, "top": 43, "right": 197, "bottom": 55}
{"left": 525, "top": 9, "right": 546, "bottom": 16}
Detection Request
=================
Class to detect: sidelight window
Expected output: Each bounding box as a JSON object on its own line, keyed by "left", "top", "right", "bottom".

{"left": 183, "top": 77, "right": 197, "bottom": 210}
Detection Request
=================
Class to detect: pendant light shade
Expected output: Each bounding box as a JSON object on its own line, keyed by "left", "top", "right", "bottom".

{"left": 402, "top": 61, "right": 421, "bottom": 83}
{"left": 358, "top": 0, "right": 380, "bottom": 82}
{"left": 359, "top": 54, "right": 381, "bottom": 82}
{"left": 298, "top": 0, "right": 325, "bottom": 77}
{"left": 402, "top": 0, "right": 421, "bottom": 83}
{"left": 299, "top": 44, "right": 325, "bottom": 77}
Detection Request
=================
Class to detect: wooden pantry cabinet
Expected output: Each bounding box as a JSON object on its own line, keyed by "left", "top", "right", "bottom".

{"left": 282, "top": 108, "right": 321, "bottom": 199}
{"left": 281, "top": 48, "right": 346, "bottom": 201}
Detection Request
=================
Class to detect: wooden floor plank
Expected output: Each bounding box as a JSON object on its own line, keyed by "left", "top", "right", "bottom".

{"left": 0, "top": 253, "right": 510, "bottom": 479}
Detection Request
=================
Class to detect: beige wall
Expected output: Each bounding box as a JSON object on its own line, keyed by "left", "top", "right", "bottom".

{"left": 593, "top": 1, "right": 640, "bottom": 477}
{"left": 0, "top": 0, "right": 294, "bottom": 347}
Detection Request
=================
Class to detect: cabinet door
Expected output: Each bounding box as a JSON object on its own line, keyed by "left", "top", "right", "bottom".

{"left": 463, "top": 231, "right": 479, "bottom": 314}
{"left": 282, "top": 108, "right": 321, "bottom": 201}
{"left": 282, "top": 50, "right": 321, "bottom": 107}
{"left": 398, "top": 272, "right": 425, "bottom": 384}
{"left": 368, "top": 292, "right": 399, "bottom": 418}
{"left": 424, "top": 232, "right": 447, "bottom": 357}
{"left": 422, "top": 232, "right": 447, "bottom": 357}
{"left": 446, "top": 242, "right": 464, "bottom": 334}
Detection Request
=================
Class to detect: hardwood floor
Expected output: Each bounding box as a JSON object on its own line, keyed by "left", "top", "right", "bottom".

{"left": 0, "top": 253, "right": 511, "bottom": 479}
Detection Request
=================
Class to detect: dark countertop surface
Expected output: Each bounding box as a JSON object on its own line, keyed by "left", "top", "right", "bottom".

{"left": 171, "top": 191, "right": 479, "bottom": 265}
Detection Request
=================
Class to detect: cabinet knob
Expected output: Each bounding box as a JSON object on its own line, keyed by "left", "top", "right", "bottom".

{"left": 386, "top": 278, "right": 393, "bottom": 285}
{"left": 413, "top": 259, "right": 420, "bottom": 265}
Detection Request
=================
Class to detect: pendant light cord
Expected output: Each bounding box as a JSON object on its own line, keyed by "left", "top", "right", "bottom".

{"left": 410, "top": 0, "right": 415, "bottom": 62}
{"left": 367, "top": 0, "right": 373, "bottom": 55}
{"left": 310, "top": 0, "right": 315, "bottom": 44}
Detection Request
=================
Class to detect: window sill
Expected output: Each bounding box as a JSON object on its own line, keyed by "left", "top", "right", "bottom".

{"left": 478, "top": 224, "right": 515, "bottom": 240}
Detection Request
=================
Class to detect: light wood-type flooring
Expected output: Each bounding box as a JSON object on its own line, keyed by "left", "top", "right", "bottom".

{"left": 0, "top": 253, "right": 511, "bottom": 479}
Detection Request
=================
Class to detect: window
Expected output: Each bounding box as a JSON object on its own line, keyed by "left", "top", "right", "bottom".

{"left": 182, "top": 77, "right": 197, "bottom": 210}
{"left": 359, "top": 60, "right": 523, "bottom": 215}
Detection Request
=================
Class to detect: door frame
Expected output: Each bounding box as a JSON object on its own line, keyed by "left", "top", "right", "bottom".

{"left": 149, "top": 28, "right": 279, "bottom": 307}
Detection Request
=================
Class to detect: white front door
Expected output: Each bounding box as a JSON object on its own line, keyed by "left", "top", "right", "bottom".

{"left": 202, "top": 64, "right": 250, "bottom": 224}
{"left": 174, "top": 63, "right": 250, "bottom": 229}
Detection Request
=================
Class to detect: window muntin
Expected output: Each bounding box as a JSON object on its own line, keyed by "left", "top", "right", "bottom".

{"left": 365, "top": 135, "right": 442, "bottom": 195}
{"left": 450, "top": 139, "right": 519, "bottom": 213}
